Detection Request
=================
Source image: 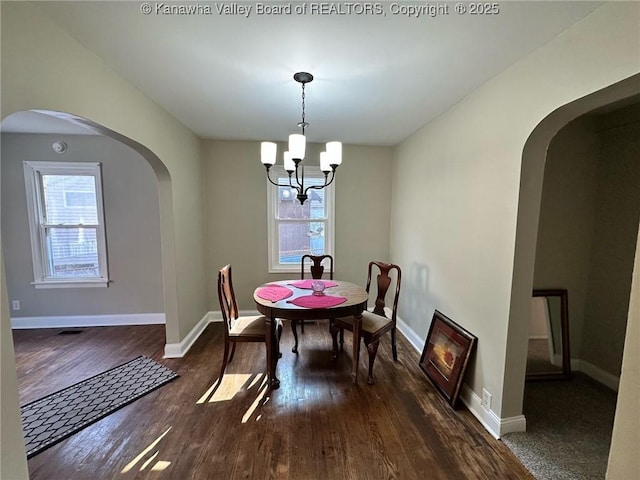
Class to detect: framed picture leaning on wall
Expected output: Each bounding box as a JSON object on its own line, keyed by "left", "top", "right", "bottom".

{"left": 420, "top": 310, "right": 477, "bottom": 408}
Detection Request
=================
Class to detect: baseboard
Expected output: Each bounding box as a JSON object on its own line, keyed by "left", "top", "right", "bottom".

{"left": 572, "top": 359, "right": 620, "bottom": 391}
{"left": 459, "top": 384, "right": 526, "bottom": 439}
{"left": 163, "top": 310, "right": 256, "bottom": 358}
{"left": 164, "top": 312, "right": 213, "bottom": 358}
{"left": 11, "top": 313, "right": 165, "bottom": 329}
{"left": 396, "top": 314, "right": 425, "bottom": 354}
{"left": 396, "top": 313, "right": 526, "bottom": 439}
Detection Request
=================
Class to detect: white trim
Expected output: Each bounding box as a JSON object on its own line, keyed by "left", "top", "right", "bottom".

{"left": 11, "top": 313, "right": 165, "bottom": 329}
{"left": 572, "top": 359, "right": 620, "bottom": 391}
{"left": 266, "top": 165, "right": 335, "bottom": 274}
{"left": 164, "top": 312, "right": 214, "bottom": 358}
{"left": 23, "top": 161, "right": 110, "bottom": 287}
{"left": 458, "top": 384, "right": 526, "bottom": 439}
{"left": 163, "top": 310, "right": 257, "bottom": 358}
{"left": 396, "top": 313, "right": 526, "bottom": 439}
{"left": 528, "top": 335, "right": 548, "bottom": 340}
{"left": 396, "top": 314, "right": 425, "bottom": 354}
{"left": 32, "top": 279, "right": 109, "bottom": 289}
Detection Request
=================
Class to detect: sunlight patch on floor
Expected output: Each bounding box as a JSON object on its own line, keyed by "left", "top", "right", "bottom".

{"left": 195, "top": 372, "right": 272, "bottom": 421}
{"left": 197, "top": 373, "right": 261, "bottom": 403}
{"left": 121, "top": 426, "right": 172, "bottom": 474}
{"left": 150, "top": 461, "right": 171, "bottom": 471}
{"left": 241, "top": 376, "right": 269, "bottom": 424}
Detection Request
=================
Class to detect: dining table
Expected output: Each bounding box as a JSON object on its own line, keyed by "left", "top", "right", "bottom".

{"left": 253, "top": 279, "right": 369, "bottom": 389}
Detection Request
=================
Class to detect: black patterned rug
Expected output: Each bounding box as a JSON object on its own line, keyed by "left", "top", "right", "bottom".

{"left": 21, "top": 355, "right": 179, "bottom": 458}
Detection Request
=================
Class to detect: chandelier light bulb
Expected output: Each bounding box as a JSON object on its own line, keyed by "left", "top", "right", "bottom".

{"left": 326, "top": 141, "right": 342, "bottom": 166}
{"left": 261, "top": 142, "right": 277, "bottom": 166}
{"left": 320, "top": 151, "right": 331, "bottom": 173}
{"left": 289, "top": 134, "right": 306, "bottom": 160}
{"left": 283, "top": 151, "right": 295, "bottom": 172}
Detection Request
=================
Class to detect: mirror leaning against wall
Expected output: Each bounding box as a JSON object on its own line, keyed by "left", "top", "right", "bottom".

{"left": 526, "top": 289, "right": 571, "bottom": 381}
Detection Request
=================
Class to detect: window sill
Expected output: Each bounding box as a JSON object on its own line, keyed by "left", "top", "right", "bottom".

{"left": 32, "top": 280, "right": 110, "bottom": 289}
{"left": 268, "top": 269, "right": 299, "bottom": 275}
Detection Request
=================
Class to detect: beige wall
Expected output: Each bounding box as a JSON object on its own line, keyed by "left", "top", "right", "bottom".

{"left": 2, "top": 133, "right": 164, "bottom": 318}
{"left": 202, "top": 140, "right": 393, "bottom": 308}
{"left": 391, "top": 1, "right": 640, "bottom": 423}
{"left": 1, "top": 237, "right": 29, "bottom": 480}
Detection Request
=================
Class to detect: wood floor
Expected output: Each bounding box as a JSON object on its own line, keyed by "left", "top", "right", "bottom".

{"left": 13, "top": 323, "right": 533, "bottom": 480}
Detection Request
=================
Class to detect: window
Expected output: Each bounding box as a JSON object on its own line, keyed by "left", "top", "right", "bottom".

{"left": 267, "top": 166, "right": 335, "bottom": 273}
{"left": 23, "top": 161, "right": 109, "bottom": 288}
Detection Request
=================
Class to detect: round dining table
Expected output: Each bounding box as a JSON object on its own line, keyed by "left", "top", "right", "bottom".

{"left": 253, "top": 279, "right": 369, "bottom": 389}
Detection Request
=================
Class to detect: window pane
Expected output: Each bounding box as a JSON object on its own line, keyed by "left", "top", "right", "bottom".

{"left": 44, "top": 227, "right": 100, "bottom": 278}
{"left": 278, "top": 221, "right": 326, "bottom": 264}
{"left": 42, "top": 175, "right": 98, "bottom": 224}
{"left": 277, "top": 177, "right": 326, "bottom": 219}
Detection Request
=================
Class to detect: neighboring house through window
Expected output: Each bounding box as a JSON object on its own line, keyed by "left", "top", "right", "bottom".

{"left": 267, "top": 166, "right": 335, "bottom": 273}
{"left": 23, "top": 161, "right": 109, "bottom": 288}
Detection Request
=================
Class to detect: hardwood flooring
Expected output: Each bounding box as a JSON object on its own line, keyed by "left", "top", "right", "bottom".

{"left": 13, "top": 323, "right": 533, "bottom": 480}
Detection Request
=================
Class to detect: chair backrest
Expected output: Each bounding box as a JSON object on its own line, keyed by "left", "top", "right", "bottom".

{"left": 301, "top": 254, "right": 334, "bottom": 280}
{"left": 218, "top": 264, "right": 239, "bottom": 333}
{"left": 365, "top": 261, "right": 402, "bottom": 323}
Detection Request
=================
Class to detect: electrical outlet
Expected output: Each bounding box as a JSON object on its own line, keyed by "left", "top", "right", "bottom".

{"left": 481, "top": 388, "right": 492, "bottom": 410}
{"left": 12, "top": 300, "right": 21, "bottom": 311}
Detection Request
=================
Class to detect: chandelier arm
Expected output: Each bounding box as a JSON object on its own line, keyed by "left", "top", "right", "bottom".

{"left": 266, "top": 169, "right": 300, "bottom": 191}
{"left": 293, "top": 164, "right": 304, "bottom": 190}
{"left": 303, "top": 171, "right": 335, "bottom": 195}
{"left": 286, "top": 172, "right": 303, "bottom": 194}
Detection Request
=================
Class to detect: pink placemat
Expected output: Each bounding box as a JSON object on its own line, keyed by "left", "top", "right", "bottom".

{"left": 289, "top": 279, "right": 338, "bottom": 289}
{"left": 287, "top": 294, "right": 347, "bottom": 308}
{"left": 256, "top": 284, "right": 293, "bottom": 302}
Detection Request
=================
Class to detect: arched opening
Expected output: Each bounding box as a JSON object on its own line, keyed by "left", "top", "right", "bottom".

{"left": 504, "top": 75, "right": 640, "bottom": 473}
{"left": 1, "top": 109, "right": 179, "bottom": 342}
{"left": 0, "top": 109, "right": 185, "bottom": 476}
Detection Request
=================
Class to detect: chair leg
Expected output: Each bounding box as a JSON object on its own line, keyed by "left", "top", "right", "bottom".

{"left": 329, "top": 320, "right": 339, "bottom": 360}
{"left": 339, "top": 329, "right": 344, "bottom": 351}
{"left": 277, "top": 321, "right": 283, "bottom": 358}
{"left": 218, "top": 340, "right": 231, "bottom": 383}
{"left": 391, "top": 327, "right": 398, "bottom": 361}
{"left": 301, "top": 321, "right": 305, "bottom": 333}
{"left": 366, "top": 339, "right": 380, "bottom": 385}
{"left": 291, "top": 320, "right": 299, "bottom": 353}
{"left": 228, "top": 342, "right": 237, "bottom": 363}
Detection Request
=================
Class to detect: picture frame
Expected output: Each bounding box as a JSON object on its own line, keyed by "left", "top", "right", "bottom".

{"left": 419, "top": 310, "right": 477, "bottom": 408}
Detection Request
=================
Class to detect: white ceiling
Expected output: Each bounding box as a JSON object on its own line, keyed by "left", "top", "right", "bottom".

{"left": 3, "top": 1, "right": 603, "bottom": 145}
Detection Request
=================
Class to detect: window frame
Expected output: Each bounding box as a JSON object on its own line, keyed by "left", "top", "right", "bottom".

{"left": 23, "top": 161, "right": 110, "bottom": 288}
{"left": 266, "top": 165, "right": 335, "bottom": 274}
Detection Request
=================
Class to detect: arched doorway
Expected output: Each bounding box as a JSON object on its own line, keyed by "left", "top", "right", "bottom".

{"left": 1, "top": 109, "right": 180, "bottom": 477}
{"left": 1, "top": 109, "right": 179, "bottom": 341}
{"left": 504, "top": 75, "right": 640, "bottom": 457}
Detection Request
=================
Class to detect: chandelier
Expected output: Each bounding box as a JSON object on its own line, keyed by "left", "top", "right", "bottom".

{"left": 260, "top": 72, "right": 342, "bottom": 205}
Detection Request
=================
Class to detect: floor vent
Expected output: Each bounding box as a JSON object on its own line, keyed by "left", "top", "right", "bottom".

{"left": 57, "top": 329, "right": 85, "bottom": 335}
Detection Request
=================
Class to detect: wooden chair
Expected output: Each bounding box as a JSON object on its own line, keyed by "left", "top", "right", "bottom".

{"left": 217, "top": 264, "right": 282, "bottom": 384}
{"left": 330, "top": 261, "right": 401, "bottom": 384}
{"left": 290, "top": 254, "right": 334, "bottom": 353}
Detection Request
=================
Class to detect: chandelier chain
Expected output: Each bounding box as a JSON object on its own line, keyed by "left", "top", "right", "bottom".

{"left": 301, "top": 82, "right": 306, "bottom": 134}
